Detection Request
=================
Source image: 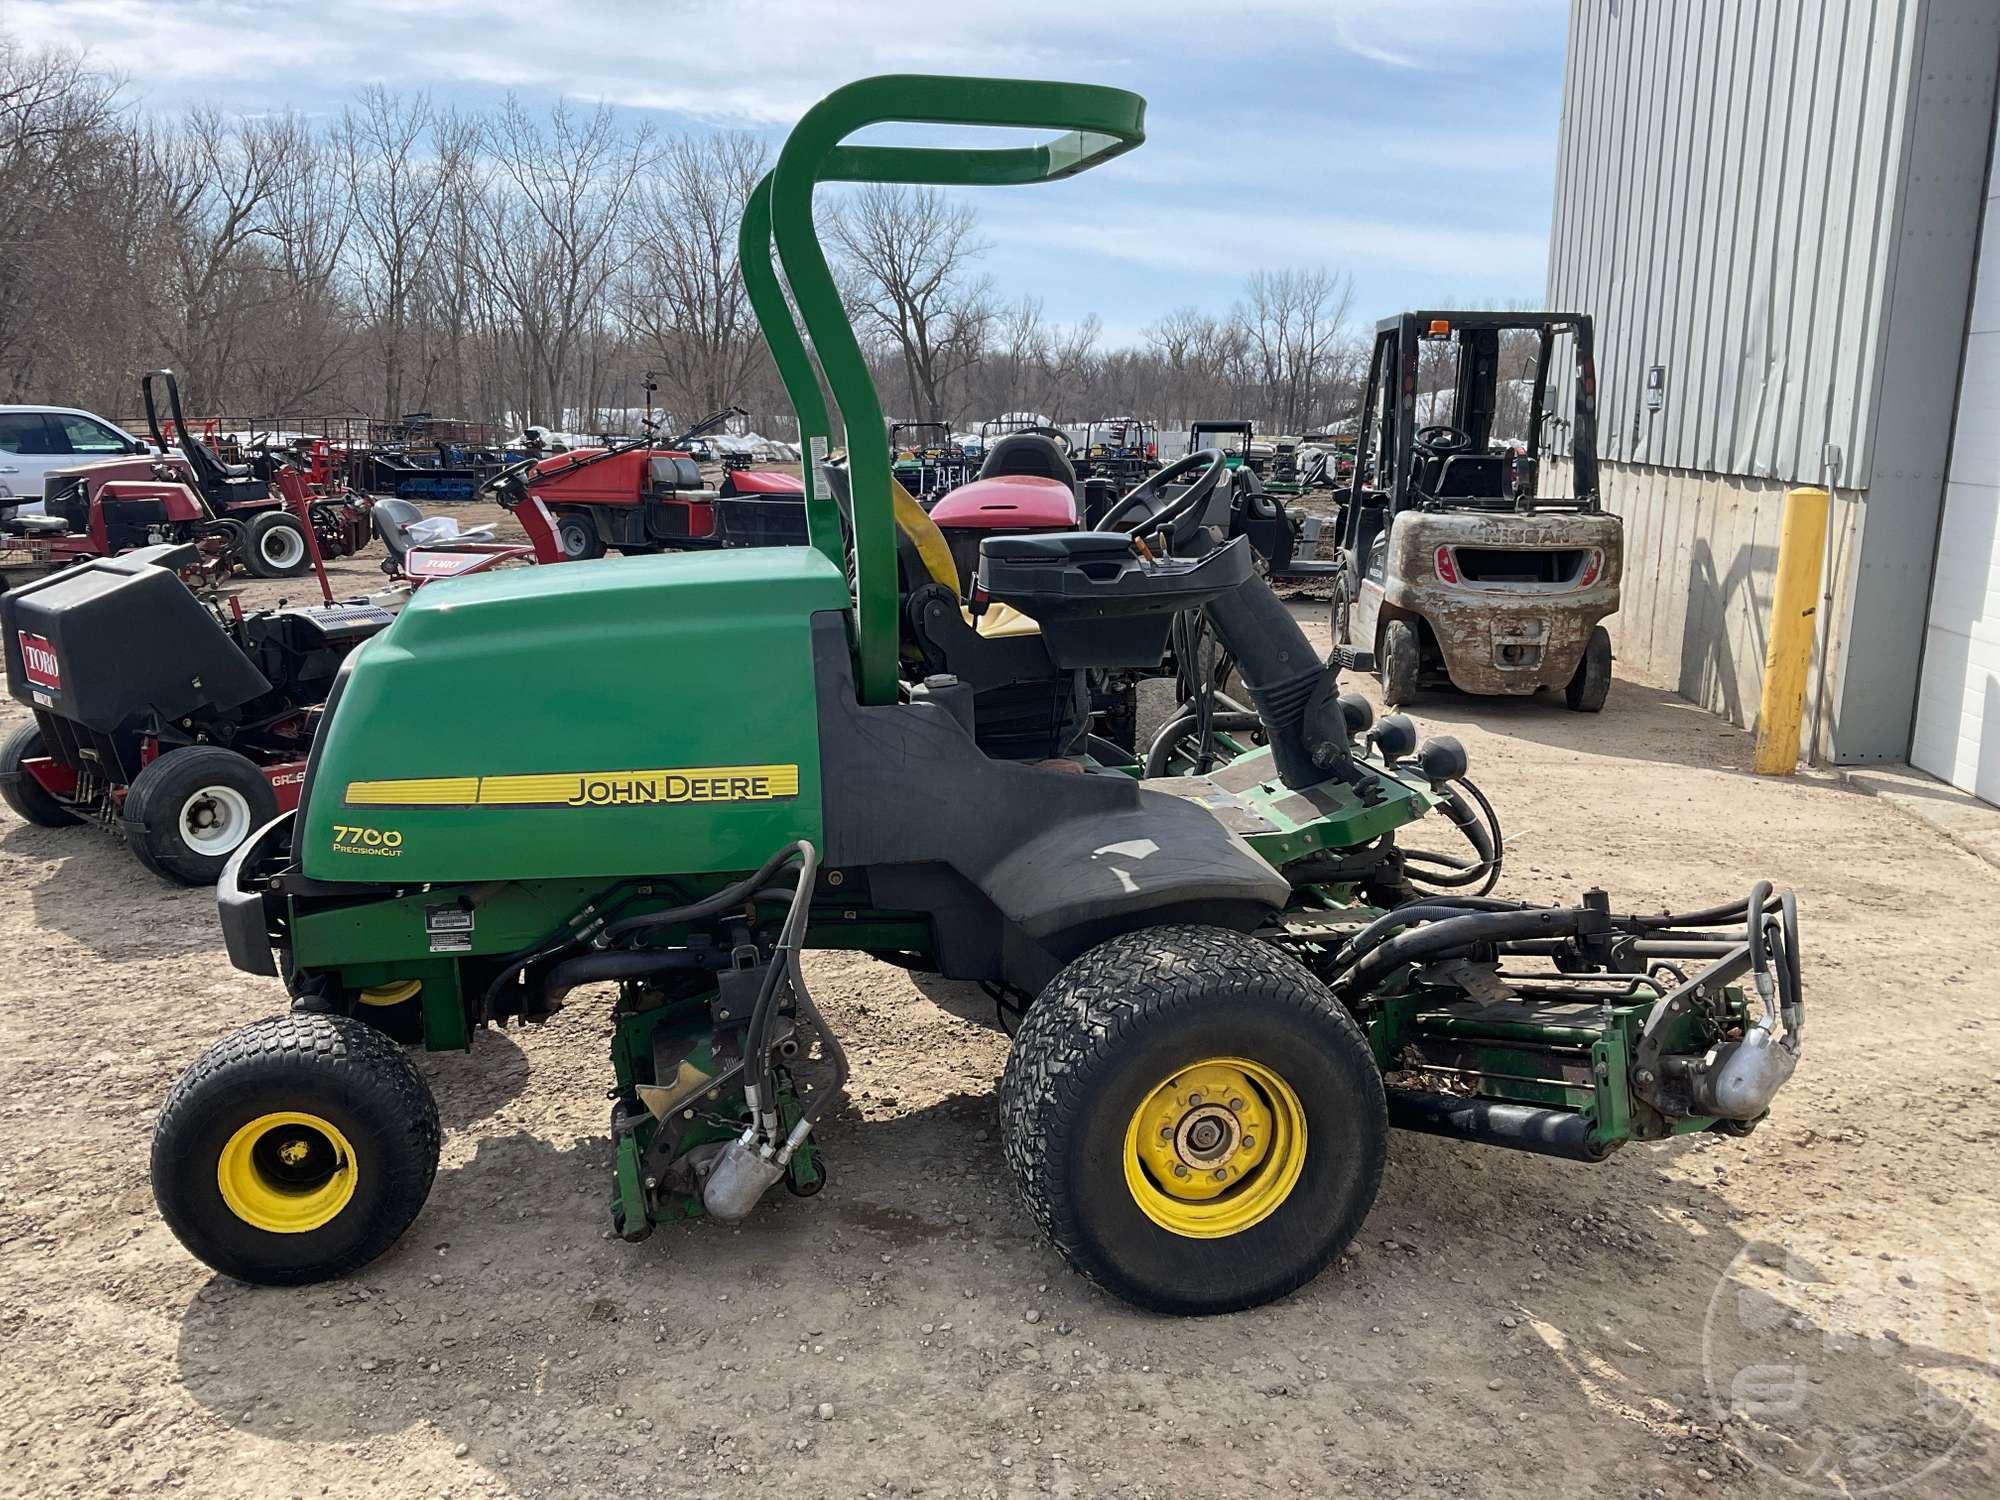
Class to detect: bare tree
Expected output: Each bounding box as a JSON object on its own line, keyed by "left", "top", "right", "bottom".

{"left": 1240, "top": 267, "right": 1355, "bottom": 433}
{"left": 0, "top": 38, "right": 123, "bottom": 396}
{"left": 830, "top": 184, "right": 994, "bottom": 423}
{"left": 478, "top": 96, "right": 648, "bottom": 426}
{"left": 622, "top": 131, "right": 769, "bottom": 424}
{"left": 337, "top": 88, "right": 464, "bottom": 421}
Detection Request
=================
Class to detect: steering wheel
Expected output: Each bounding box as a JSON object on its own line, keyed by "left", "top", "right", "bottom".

{"left": 1413, "top": 424, "right": 1472, "bottom": 455}
{"left": 484, "top": 460, "right": 535, "bottom": 509}
{"left": 1100, "top": 448, "right": 1230, "bottom": 543}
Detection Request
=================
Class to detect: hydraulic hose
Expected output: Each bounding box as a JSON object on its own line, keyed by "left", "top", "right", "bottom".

{"left": 742, "top": 841, "right": 820, "bottom": 1145}
{"left": 1336, "top": 906, "right": 1588, "bottom": 999}
{"left": 1329, "top": 894, "right": 1532, "bottom": 972}
{"left": 1745, "top": 879, "right": 1774, "bottom": 977}
{"left": 777, "top": 960, "right": 852, "bottom": 1163}
{"left": 1143, "top": 711, "right": 1262, "bottom": 778}
{"left": 1401, "top": 776, "right": 1503, "bottom": 895}
{"left": 601, "top": 842, "right": 810, "bottom": 942}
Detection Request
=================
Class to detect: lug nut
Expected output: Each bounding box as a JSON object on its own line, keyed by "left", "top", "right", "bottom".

{"left": 1213, "top": 1169, "right": 1228, "bottom": 1181}
{"left": 1188, "top": 1092, "right": 1203, "bottom": 1106}
{"left": 1241, "top": 1136, "right": 1255, "bottom": 1149}
{"left": 1228, "top": 1097, "right": 1245, "bottom": 1112}
{"left": 1172, "top": 1164, "right": 1188, "bottom": 1178}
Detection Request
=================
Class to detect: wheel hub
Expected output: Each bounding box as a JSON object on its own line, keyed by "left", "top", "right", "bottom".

{"left": 176, "top": 782, "right": 252, "bottom": 855}
{"left": 216, "top": 1110, "right": 357, "bottom": 1234}
{"left": 1123, "top": 1058, "right": 1306, "bottom": 1238}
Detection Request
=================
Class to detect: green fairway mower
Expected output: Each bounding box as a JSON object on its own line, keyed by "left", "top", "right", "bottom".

{"left": 151, "top": 75, "right": 1805, "bottom": 1315}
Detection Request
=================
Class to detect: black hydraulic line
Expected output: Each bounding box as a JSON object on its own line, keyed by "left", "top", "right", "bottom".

{"left": 743, "top": 841, "right": 821, "bottom": 1135}
{"left": 601, "top": 843, "right": 809, "bottom": 942}
{"left": 478, "top": 849, "right": 805, "bottom": 1022}
{"left": 1779, "top": 890, "right": 1801, "bottom": 1010}
{"left": 1084, "top": 733, "right": 1133, "bottom": 765}
{"left": 784, "top": 956, "right": 851, "bottom": 1138}
{"left": 1745, "top": 879, "right": 1773, "bottom": 976}
{"left": 1337, "top": 907, "right": 1587, "bottom": 998}
{"left": 1329, "top": 894, "right": 1531, "bottom": 970}
{"left": 1401, "top": 777, "right": 1502, "bottom": 895}
{"left": 1143, "top": 711, "right": 1262, "bottom": 778}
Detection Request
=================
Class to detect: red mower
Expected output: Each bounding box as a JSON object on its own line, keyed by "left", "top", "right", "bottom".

{"left": 511, "top": 407, "right": 806, "bottom": 560}
{"left": 0, "top": 371, "right": 369, "bottom": 582}
{"left": 1, "top": 542, "right": 394, "bottom": 882}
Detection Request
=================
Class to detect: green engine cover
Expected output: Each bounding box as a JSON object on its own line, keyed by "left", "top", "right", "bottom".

{"left": 299, "top": 547, "right": 850, "bottom": 883}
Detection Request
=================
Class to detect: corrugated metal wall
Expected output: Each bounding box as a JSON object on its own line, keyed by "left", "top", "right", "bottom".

{"left": 1548, "top": 0, "right": 2000, "bottom": 762}
{"left": 1548, "top": 0, "right": 1921, "bottom": 487}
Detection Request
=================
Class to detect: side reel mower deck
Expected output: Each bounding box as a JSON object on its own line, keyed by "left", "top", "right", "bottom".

{"left": 147, "top": 75, "right": 1805, "bottom": 1317}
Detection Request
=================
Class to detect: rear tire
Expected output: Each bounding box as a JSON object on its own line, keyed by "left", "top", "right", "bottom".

{"left": 1330, "top": 575, "right": 1353, "bottom": 647}
{"left": 123, "top": 746, "right": 278, "bottom": 885}
{"left": 1565, "top": 625, "right": 1613, "bottom": 712}
{"left": 999, "top": 925, "right": 1387, "bottom": 1315}
{"left": 244, "top": 511, "right": 311, "bottom": 578}
{"left": 151, "top": 1013, "right": 440, "bottom": 1285}
{"left": 0, "top": 722, "right": 81, "bottom": 827}
{"left": 1380, "top": 618, "right": 1420, "bottom": 706}
{"left": 554, "top": 509, "right": 605, "bottom": 560}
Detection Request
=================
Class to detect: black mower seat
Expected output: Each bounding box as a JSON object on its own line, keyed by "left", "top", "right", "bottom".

{"left": 978, "top": 433, "right": 1077, "bottom": 492}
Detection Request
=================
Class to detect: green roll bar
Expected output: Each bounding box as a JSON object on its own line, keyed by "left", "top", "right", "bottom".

{"left": 740, "top": 74, "right": 1146, "bottom": 705}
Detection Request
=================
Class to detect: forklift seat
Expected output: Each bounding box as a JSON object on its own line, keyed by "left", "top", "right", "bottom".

{"left": 978, "top": 433, "right": 1077, "bottom": 493}
{"left": 1428, "top": 454, "right": 1508, "bottom": 501}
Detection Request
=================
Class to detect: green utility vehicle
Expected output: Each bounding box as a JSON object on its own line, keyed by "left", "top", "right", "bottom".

{"left": 147, "top": 75, "right": 1803, "bottom": 1316}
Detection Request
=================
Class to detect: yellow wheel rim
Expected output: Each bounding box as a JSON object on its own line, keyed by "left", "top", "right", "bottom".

{"left": 216, "top": 1111, "right": 358, "bottom": 1234}
{"left": 358, "top": 979, "right": 421, "bottom": 1008}
{"left": 1122, "top": 1057, "right": 1306, "bottom": 1239}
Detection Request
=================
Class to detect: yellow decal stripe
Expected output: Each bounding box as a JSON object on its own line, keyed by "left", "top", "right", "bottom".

{"left": 344, "top": 764, "right": 801, "bottom": 809}
{"left": 345, "top": 776, "right": 480, "bottom": 806}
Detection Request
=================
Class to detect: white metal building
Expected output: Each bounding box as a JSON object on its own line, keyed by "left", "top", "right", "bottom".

{"left": 1546, "top": 0, "right": 2000, "bottom": 800}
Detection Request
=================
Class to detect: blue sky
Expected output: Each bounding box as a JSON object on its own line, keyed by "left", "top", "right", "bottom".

{"left": 12, "top": 0, "right": 1568, "bottom": 344}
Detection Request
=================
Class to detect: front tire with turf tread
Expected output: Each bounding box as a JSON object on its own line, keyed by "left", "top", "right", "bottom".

{"left": 999, "top": 925, "right": 1387, "bottom": 1315}
{"left": 0, "top": 722, "right": 81, "bottom": 827}
{"left": 151, "top": 1013, "right": 440, "bottom": 1285}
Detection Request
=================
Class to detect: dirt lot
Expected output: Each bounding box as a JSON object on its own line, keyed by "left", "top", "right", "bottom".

{"left": 2, "top": 517, "right": 1996, "bottom": 1499}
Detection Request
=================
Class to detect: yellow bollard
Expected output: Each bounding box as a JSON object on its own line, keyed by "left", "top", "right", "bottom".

{"left": 1753, "top": 487, "right": 1831, "bottom": 774}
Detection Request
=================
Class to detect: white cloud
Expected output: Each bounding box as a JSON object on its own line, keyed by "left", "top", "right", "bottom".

{"left": 8, "top": 0, "right": 1565, "bottom": 126}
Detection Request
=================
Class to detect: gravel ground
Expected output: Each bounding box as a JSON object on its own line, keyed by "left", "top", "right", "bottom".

{"left": 1, "top": 513, "right": 1996, "bottom": 1499}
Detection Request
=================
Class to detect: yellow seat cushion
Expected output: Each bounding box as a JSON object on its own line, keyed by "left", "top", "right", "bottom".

{"left": 969, "top": 601, "right": 1042, "bottom": 639}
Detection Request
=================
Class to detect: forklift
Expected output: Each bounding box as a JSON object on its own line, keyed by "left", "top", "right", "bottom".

{"left": 1332, "top": 311, "right": 1621, "bottom": 710}
{"left": 147, "top": 78, "right": 1801, "bottom": 1317}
